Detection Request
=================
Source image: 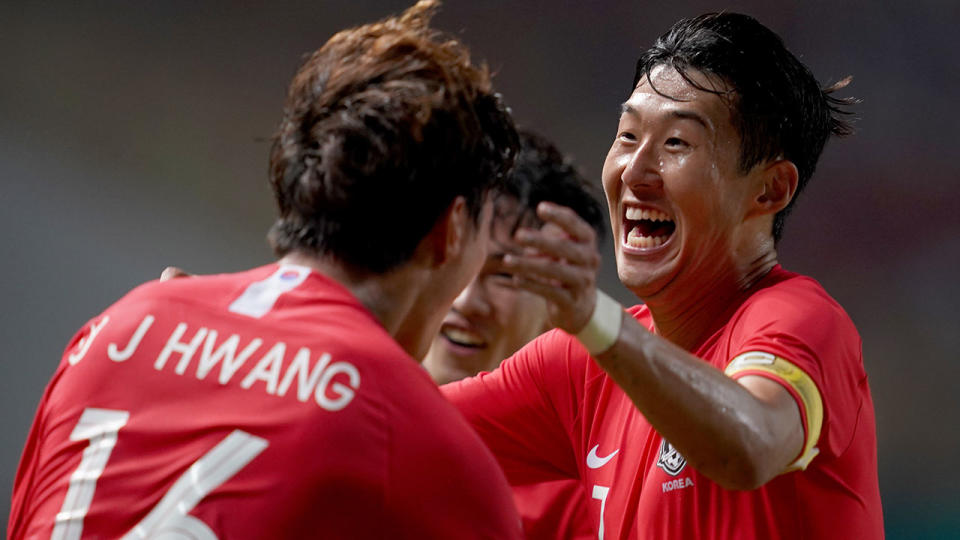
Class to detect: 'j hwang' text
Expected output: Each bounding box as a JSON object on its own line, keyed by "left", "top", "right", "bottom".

{"left": 73, "top": 314, "right": 360, "bottom": 411}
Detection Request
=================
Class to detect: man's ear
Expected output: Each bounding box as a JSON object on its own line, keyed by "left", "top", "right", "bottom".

{"left": 754, "top": 159, "right": 799, "bottom": 215}
{"left": 427, "top": 196, "right": 469, "bottom": 267}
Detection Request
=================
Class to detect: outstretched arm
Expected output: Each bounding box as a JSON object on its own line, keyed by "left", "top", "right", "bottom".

{"left": 504, "top": 202, "right": 805, "bottom": 490}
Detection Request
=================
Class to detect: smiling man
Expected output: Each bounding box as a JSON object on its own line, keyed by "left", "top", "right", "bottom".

{"left": 424, "top": 130, "right": 606, "bottom": 387}
{"left": 443, "top": 12, "right": 883, "bottom": 539}
{"left": 424, "top": 129, "right": 606, "bottom": 539}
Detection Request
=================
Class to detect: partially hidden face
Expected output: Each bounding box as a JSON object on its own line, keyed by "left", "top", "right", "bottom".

{"left": 424, "top": 199, "right": 550, "bottom": 385}
{"left": 602, "top": 65, "right": 761, "bottom": 300}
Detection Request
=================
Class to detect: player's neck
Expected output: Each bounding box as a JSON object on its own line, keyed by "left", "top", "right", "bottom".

{"left": 278, "top": 252, "right": 430, "bottom": 357}
{"left": 643, "top": 249, "right": 778, "bottom": 351}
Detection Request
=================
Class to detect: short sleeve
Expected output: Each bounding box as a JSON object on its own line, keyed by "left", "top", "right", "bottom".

{"left": 723, "top": 277, "right": 866, "bottom": 462}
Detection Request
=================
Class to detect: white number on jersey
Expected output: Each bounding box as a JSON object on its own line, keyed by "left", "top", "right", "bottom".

{"left": 53, "top": 408, "right": 268, "bottom": 540}
{"left": 592, "top": 484, "right": 611, "bottom": 540}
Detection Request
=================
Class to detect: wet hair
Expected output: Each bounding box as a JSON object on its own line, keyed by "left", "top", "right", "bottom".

{"left": 498, "top": 129, "right": 606, "bottom": 250}
{"left": 268, "top": 0, "right": 518, "bottom": 272}
{"left": 633, "top": 12, "right": 856, "bottom": 242}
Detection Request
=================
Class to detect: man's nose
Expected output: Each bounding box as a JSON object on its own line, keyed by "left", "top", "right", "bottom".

{"left": 451, "top": 277, "right": 490, "bottom": 318}
{"left": 620, "top": 140, "right": 664, "bottom": 192}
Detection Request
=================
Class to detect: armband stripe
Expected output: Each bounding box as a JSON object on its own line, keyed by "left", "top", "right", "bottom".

{"left": 725, "top": 351, "right": 823, "bottom": 472}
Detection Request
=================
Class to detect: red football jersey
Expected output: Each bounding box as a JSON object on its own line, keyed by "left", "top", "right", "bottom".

{"left": 444, "top": 266, "right": 883, "bottom": 539}
{"left": 513, "top": 480, "right": 594, "bottom": 540}
{"left": 10, "top": 264, "right": 522, "bottom": 539}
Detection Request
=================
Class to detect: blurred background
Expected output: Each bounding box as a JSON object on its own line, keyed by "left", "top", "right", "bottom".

{"left": 2, "top": 1, "right": 957, "bottom": 537}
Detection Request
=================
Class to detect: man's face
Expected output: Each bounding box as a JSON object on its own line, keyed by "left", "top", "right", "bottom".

{"left": 602, "top": 65, "right": 758, "bottom": 299}
{"left": 424, "top": 198, "right": 550, "bottom": 385}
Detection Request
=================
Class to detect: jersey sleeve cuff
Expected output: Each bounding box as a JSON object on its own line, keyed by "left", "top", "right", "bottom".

{"left": 724, "top": 351, "right": 824, "bottom": 472}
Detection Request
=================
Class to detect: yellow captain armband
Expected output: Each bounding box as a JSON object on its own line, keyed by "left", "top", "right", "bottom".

{"left": 724, "top": 351, "right": 824, "bottom": 472}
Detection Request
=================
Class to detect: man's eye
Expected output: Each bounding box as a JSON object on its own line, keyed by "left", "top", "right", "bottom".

{"left": 619, "top": 131, "right": 637, "bottom": 142}
{"left": 665, "top": 137, "right": 688, "bottom": 147}
{"left": 487, "top": 272, "right": 516, "bottom": 284}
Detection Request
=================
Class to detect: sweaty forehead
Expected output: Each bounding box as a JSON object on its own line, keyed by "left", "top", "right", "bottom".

{"left": 624, "top": 66, "right": 737, "bottom": 139}
{"left": 630, "top": 66, "right": 733, "bottom": 116}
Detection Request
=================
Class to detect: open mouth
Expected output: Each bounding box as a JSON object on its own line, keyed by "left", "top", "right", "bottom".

{"left": 624, "top": 207, "right": 675, "bottom": 249}
{"left": 441, "top": 326, "right": 486, "bottom": 349}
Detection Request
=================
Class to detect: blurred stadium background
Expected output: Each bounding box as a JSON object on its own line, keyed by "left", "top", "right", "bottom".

{"left": 2, "top": 1, "right": 958, "bottom": 537}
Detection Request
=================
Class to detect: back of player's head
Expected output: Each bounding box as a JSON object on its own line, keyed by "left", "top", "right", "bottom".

{"left": 268, "top": 0, "right": 518, "bottom": 272}
{"left": 633, "top": 12, "right": 856, "bottom": 242}
{"left": 499, "top": 129, "right": 607, "bottom": 250}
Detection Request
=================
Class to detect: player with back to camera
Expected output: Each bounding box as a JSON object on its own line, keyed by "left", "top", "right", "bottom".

{"left": 8, "top": 1, "right": 526, "bottom": 538}
{"left": 443, "top": 12, "right": 884, "bottom": 539}
{"left": 422, "top": 128, "right": 607, "bottom": 539}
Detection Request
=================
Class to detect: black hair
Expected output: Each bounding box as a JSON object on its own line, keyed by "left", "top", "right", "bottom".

{"left": 634, "top": 12, "right": 856, "bottom": 242}
{"left": 499, "top": 129, "right": 606, "bottom": 250}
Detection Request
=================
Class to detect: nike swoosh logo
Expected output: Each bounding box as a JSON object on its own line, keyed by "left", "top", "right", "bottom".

{"left": 586, "top": 444, "right": 619, "bottom": 469}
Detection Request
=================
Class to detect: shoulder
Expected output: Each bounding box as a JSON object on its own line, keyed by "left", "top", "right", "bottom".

{"left": 104, "top": 266, "right": 277, "bottom": 315}
{"left": 735, "top": 268, "right": 858, "bottom": 343}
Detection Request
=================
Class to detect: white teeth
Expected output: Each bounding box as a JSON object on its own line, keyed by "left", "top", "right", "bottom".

{"left": 626, "top": 227, "right": 668, "bottom": 248}
{"left": 625, "top": 207, "right": 670, "bottom": 222}
{"left": 443, "top": 327, "right": 484, "bottom": 347}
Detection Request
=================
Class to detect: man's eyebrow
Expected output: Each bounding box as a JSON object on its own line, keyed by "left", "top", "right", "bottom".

{"left": 670, "top": 109, "right": 712, "bottom": 131}
{"left": 620, "top": 104, "right": 712, "bottom": 132}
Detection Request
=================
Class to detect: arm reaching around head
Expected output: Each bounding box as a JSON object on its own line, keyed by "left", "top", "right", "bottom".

{"left": 503, "top": 202, "right": 805, "bottom": 490}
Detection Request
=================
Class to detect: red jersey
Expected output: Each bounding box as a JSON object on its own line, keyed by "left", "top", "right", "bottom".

{"left": 444, "top": 266, "right": 883, "bottom": 539}
{"left": 11, "top": 264, "right": 522, "bottom": 539}
{"left": 513, "top": 480, "right": 594, "bottom": 540}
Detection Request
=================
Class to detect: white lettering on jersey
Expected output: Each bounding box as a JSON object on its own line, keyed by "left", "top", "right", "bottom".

{"left": 661, "top": 477, "right": 695, "bottom": 492}
{"left": 277, "top": 350, "right": 331, "bottom": 402}
{"left": 586, "top": 444, "right": 620, "bottom": 469}
{"left": 228, "top": 265, "right": 310, "bottom": 319}
{"left": 68, "top": 316, "right": 110, "bottom": 366}
{"left": 107, "top": 315, "right": 154, "bottom": 362}
{"left": 194, "top": 331, "right": 263, "bottom": 383}
{"left": 154, "top": 323, "right": 208, "bottom": 372}
{"left": 315, "top": 361, "right": 360, "bottom": 411}
{"left": 240, "top": 342, "right": 286, "bottom": 394}
{"left": 149, "top": 322, "right": 360, "bottom": 411}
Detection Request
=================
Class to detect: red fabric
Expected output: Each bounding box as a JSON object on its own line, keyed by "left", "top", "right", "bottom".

{"left": 10, "top": 264, "right": 521, "bottom": 539}
{"left": 514, "top": 480, "right": 595, "bottom": 540}
{"left": 443, "top": 266, "right": 883, "bottom": 539}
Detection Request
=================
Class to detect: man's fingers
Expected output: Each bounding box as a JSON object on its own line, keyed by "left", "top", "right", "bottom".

{"left": 509, "top": 275, "right": 571, "bottom": 305}
{"left": 536, "top": 201, "right": 598, "bottom": 243}
{"left": 160, "top": 267, "right": 192, "bottom": 281}
{"left": 504, "top": 253, "right": 592, "bottom": 290}
{"left": 515, "top": 227, "right": 599, "bottom": 267}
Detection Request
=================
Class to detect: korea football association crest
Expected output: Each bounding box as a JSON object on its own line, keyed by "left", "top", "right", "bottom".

{"left": 656, "top": 438, "right": 687, "bottom": 476}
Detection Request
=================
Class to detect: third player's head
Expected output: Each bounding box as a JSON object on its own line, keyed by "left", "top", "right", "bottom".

{"left": 266, "top": 0, "right": 518, "bottom": 276}
{"left": 424, "top": 130, "right": 606, "bottom": 384}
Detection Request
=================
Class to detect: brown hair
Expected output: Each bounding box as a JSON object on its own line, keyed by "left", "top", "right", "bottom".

{"left": 268, "top": 0, "right": 518, "bottom": 272}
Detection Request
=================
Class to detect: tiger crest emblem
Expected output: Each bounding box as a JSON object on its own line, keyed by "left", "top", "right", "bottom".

{"left": 656, "top": 438, "right": 687, "bottom": 476}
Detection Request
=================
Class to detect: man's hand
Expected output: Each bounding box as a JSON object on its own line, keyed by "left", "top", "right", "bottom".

{"left": 160, "top": 267, "right": 192, "bottom": 281}
{"left": 503, "top": 201, "right": 601, "bottom": 335}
